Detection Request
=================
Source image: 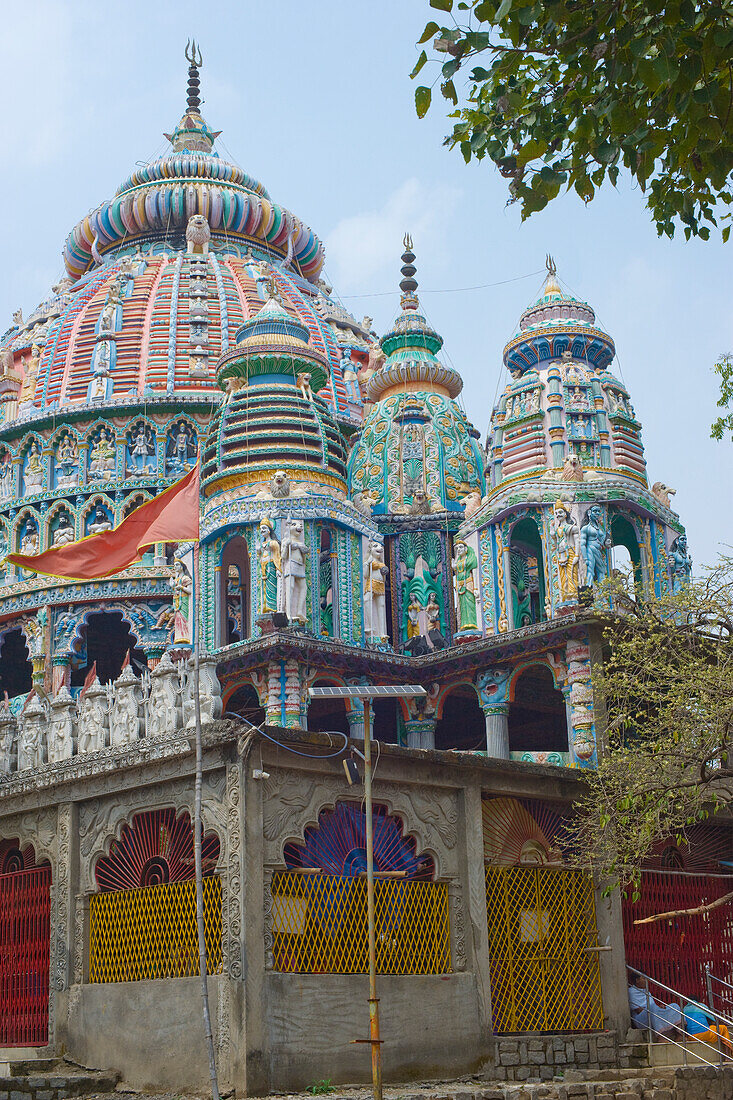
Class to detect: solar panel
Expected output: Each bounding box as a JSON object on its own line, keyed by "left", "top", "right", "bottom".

{"left": 309, "top": 685, "right": 427, "bottom": 699}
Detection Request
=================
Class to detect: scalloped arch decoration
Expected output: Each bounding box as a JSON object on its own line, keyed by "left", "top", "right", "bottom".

{"left": 94, "top": 807, "right": 220, "bottom": 892}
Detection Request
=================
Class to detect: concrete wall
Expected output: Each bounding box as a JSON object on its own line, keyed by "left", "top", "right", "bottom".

{"left": 265, "top": 972, "right": 487, "bottom": 1091}
{"left": 60, "top": 977, "right": 220, "bottom": 1092}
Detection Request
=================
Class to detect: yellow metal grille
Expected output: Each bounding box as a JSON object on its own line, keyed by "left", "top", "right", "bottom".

{"left": 272, "top": 873, "right": 451, "bottom": 974}
{"left": 485, "top": 866, "right": 604, "bottom": 1033}
{"left": 89, "top": 876, "right": 222, "bottom": 982}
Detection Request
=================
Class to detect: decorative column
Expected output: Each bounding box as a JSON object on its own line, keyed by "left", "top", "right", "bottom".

{"left": 346, "top": 701, "right": 365, "bottom": 742}
{"left": 565, "top": 637, "right": 597, "bottom": 767}
{"left": 475, "top": 668, "right": 512, "bottom": 760}
{"left": 403, "top": 717, "right": 435, "bottom": 749}
{"left": 546, "top": 364, "right": 566, "bottom": 467}
{"left": 52, "top": 655, "right": 71, "bottom": 694}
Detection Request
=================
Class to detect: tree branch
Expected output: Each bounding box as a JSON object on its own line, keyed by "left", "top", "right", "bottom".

{"left": 633, "top": 889, "right": 733, "bottom": 925}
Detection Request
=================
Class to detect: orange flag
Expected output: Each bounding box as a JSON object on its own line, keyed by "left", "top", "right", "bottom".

{"left": 6, "top": 463, "right": 200, "bottom": 580}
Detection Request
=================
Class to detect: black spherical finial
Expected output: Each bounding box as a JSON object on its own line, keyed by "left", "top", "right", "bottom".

{"left": 185, "top": 39, "right": 203, "bottom": 111}
{"left": 399, "top": 232, "right": 419, "bottom": 307}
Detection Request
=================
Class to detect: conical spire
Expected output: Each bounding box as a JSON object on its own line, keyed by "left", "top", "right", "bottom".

{"left": 399, "top": 233, "right": 420, "bottom": 311}
{"left": 164, "top": 42, "right": 222, "bottom": 154}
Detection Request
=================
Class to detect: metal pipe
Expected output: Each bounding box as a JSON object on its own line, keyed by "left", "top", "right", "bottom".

{"left": 363, "top": 703, "right": 383, "bottom": 1100}
{"left": 193, "top": 544, "right": 220, "bottom": 1100}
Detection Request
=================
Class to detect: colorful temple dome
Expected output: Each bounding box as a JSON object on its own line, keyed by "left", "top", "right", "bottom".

{"left": 348, "top": 238, "right": 484, "bottom": 515}
{"left": 503, "top": 257, "right": 615, "bottom": 374}
{"left": 485, "top": 259, "right": 646, "bottom": 491}
{"left": 202, "top": 291, "right": 348, "bottom": 499}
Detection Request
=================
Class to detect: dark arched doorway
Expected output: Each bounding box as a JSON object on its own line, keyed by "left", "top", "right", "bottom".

{"left": 308, "top": 679, "right": 349, "bottom": 735}
{"left": 224, "top": 684, "right": 265, "bottom": 726}
{"left": 509, "top": 517, "right": 546, "bottom": 627}
{"left": 611, "top": 514, "right": 642, "bottom": 597}
{"left": 508, "top": 665, "right": 568, "bottom": 754}
{"left": 220, "top": 536, "right": 250, "bottom": 646}
{"left": 434, "top": 685, "right": 486, "bottom": 750}
{"left": 0, "top": 628, "right": 32, "bottom": 699}
{"left": 70, "top": 612, "right": 147, "bottom": 686}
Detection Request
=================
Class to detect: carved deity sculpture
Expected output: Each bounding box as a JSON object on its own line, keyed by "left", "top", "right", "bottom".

{"left": 48, "top": 686, "right": 75, "bottom": 763}
{"left": 425, "top": 592, "right": 446, "bottom": 649}
{"left": 183, "top": 655, "right": 222, "bottom": 728}
{"left": 88, "top": 505, "right": 113, "bottom": 534}
{"left": 129, "top": 424, "right": 156, "bottom": 473}
{"left": 453, "top": 539, "right": 479, "bottom": 631}
{"left": 55, "top": 433, "right": 79, "bottom": 488}
{"left": 0, "top": 455, "right": 13, "bottom": 500}
{"left": 109, "top": 665, "right": 141, "bottom": 747}
{"left": 0, "top": 702, "right": 16, "bottom": 773}
{"left": 669, "top": 534, "right": 692, "bottom": 593}
{"left": 148, "top": 652, "right": 181, "bottom": 739}
{"left": 281, "top": 519, "right": 308, "bottom": 623}
{"left": 20, "top": 521, "right": 39, "bottom": 558}
{"left": 24, "top": 442, "right": 44, "bottom": 492}
{"left": 406, "top": 593, "right": 422, "bottom": 641}
{"left": 169, "top": 560, "right": 193, "bottom": 645}
{"left": 579, "top": 504, "right": 611, "bottom": 585}
{"left": 98, "top": 281, "right": 121, "bottom": 331}
{"left": 53, "top": 513, "right": 75, "bottom": 546}
{"left": 77, "top": 679, "right": 108, "bottom": 753}
{"left": 167, "top": 422, "right": 196, "bottom": 474}
{"left": 89, "top": 428, "right": 116, "bottom": 481}
{"left": 553, "top": 500, "right": 580, "bottom": 602}
{"left": 18, "top": 698, "right": 45, "bottom": 771}
{"left": 19, "top": 344, "right": 40, "bottom": 406}
{"left": 364, "top": 539, "right": 388, "bottom": 640}
{"left": 258, "top": 519, "right": 281, "bottom": 614}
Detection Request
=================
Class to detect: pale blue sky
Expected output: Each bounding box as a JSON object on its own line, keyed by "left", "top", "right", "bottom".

{"left": 3, "top": 0, "right": 731, "bottom": 566}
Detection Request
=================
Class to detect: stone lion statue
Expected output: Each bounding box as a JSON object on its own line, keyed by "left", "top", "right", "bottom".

{"left": 461, "top": 490, "right": 483, "bottom": 519}
{"left": 255, "top": 469, "right": 309, "bottom": 500}
{"left": 186, "top": 214, "right": 211, "bottom": 256}
{"left": 652, "top": 481, "right": 676, "bottom": 509}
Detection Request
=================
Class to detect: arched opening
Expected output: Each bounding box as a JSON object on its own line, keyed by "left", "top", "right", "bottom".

{"left": 372, "top": 698, "right": 399, "bottom": 744}
{"left": 95, "top": 809, "right": 220, "bottom": 891}
{"left": 0, "top": 838, "right": 51, "bottom": 1046}
{"left": 508, "top": 665, "right": 568, "bottom": 754}
{"left": 308, "top": 679, "right": 349, "bottom": 735}
{"left": 70, "top": 612, "right": 148, "bottom": 687}
{"left": 611, "top": 514, "right": 642, "bottom": 597}
{"left": 224, "top": 684, "right": 265, "bottom": 726}
{"left": 220, "top": 536, "right": 250, "bottom": 647}
{"left": 434, "top": 685, "right": 486, "bottom": 751}
{"left": 0, "top": 629, "right": 32, "bottom": 699}
{"left": 509, "top": 517, "right": 546, "bottom": 627}
{"left": 319, "top": 527, "right": 335, "bottom": 638}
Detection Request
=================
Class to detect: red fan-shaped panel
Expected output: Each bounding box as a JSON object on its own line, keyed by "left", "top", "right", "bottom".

{"left": 284, "top": 801, "right": 435, "bottom": 880}
{"left": 482, "top": 797, "right": 567, "bottom": 866}
{"left": 95, "top": 808, "right": 220, "bottom": 892}
{"left": 0, "top": 839, "right": 46, "bottom": 875}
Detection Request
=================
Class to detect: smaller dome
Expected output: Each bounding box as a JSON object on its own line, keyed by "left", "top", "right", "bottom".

{"left": 203, "top": 290, "right": 347, "bottom": 498}
{"left": 503, "top": 257, "right": 615, "bottom": 374}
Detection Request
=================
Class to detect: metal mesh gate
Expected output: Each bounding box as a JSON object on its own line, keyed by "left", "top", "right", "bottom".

{"left": 0, "top": 865, "right": 51, "bottom": 1046}
{"left": 485, "top": 866, "right": 604, "bottom": 1033}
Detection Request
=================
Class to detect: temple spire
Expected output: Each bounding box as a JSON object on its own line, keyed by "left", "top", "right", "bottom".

{"left": 543, "top": 253, "right": 562, "bottom": 296}
{"left": 399, "top": 233, "right": 420, "bottom": 311}
{"left": 164, "top": 42, "right": 221, "bottom": 154}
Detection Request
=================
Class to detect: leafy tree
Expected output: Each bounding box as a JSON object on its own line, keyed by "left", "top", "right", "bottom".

{"left": 412, "top": 0, "right": 733, "bottom": 239}
{"left": 712, "top": 353, "right": 733, "bottom": 439}
{"left": 567, "top": 558, "right": 733, "bottom": 899}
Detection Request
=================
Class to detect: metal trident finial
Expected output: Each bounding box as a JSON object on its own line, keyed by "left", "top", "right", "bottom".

{"left": 185, "top": 39, "right": 202, "bottom": 67}
{"left": 546, "top": 253, "right": 557, "bottom": 276}
{"left": 403, "top": 232, "right": 414, "bottom": 251}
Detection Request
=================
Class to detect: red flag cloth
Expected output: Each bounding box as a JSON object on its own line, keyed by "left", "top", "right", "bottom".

{"left": 6, "top": 463, "right": 200, "bottom": 580}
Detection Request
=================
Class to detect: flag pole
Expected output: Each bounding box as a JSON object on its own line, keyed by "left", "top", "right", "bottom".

{"left": 192, "top": 539, "right": 220, "bottom": 1100}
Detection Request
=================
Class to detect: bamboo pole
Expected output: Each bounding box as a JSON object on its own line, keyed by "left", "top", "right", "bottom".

{"left": 193, "top": 543, "right": 220, "bottom": 1100}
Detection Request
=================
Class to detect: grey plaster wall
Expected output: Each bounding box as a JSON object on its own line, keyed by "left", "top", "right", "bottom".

{"left": 60, "top": 977, "right": 220, "bottom": 1092}
{"left": 265, "top": 972, "right": 487, "bottom": 1091}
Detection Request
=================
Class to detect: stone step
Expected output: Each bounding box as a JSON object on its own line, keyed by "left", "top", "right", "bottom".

{"left": 0, "top": 1064, "right": 60, "bottom": 1079}
{"left": 0, "top": 1070, "right": 119, "bottom": 1100}
{"left": 649, "top": 1038, "right": 731, "bottom": 1068}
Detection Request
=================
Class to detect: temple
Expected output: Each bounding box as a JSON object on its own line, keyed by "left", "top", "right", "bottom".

{"left": 0, "top": 48, "right": 727, "bottom": 1095}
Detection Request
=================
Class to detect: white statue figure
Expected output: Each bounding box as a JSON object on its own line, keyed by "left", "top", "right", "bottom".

{"left": 24, "top": 442, "right": 44, "bottom": 492}
{"left": 18, "top": 698, "right": 46, "bottom": 771}
{"left": 98, "top": 281, "right": 121, "bottom": 331}
{"left": 48, "top": 686, "right": 75, "bottom": 763}
{"left": 652, "top": 481, "right": 676, "bottom": 509}
{"left": 364, "top": 539, "right": 388, "bottom": 640}
{"left": 88, "top": 427, "right": 116, "bottom": 481}
{"left": 52, "top": 512, "right": 76, "bottom": 546}
{"left": 183, "top": 654, "right": 223, "bottom": 728}
{"left": 20, "top": 521, "right": 39, "bottom": 557}
{"left": 0, "top": 455, "right": 13, "bottom": 500}
{"left": 88, "top": 505, "right": 113, "bottom": 535}
{"left": 281, "top": 519, "right": 308, "bottom": 623}
{"left": 0, "top": 703, "right": 16, "bottom": 774}
{"left": 147, "top": 652, "right": 181, "bottom": 739}
{"left": 169, "top": 560, "right": 193, "bottom": 645}
{"left": 77, "top": 678, "right": 108, "bottom": 753}
{"left": 296, "top": 372, "right": 314, "bottom": 401}
{"left": 109, "top": 664, "right": 141, "bottom": 748}
{"left": 186, "top": 213, "right": 211, "bottom": 256}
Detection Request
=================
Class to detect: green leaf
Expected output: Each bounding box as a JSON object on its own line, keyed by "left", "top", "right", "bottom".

{"left": 411, "top": 50, "right": 428, "bottom": 78}
{"left": 415, "top": 85, "right": 432, "bottom": 119}
{"left": 430, "top": 0, "right": 453, "bottom": 10}
{"left": 418, "top": 21, "right": 441, "bottom": 45}
{"left": 495, "top": 0, "right": 513, "bottom": 20}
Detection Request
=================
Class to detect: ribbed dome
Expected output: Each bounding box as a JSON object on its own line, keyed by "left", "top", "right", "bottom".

{"left": 503, "top": 259, "right": 615, "bottom": 374}
{"left": 203, "top": 291, "right": 348, "bottom": 497}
